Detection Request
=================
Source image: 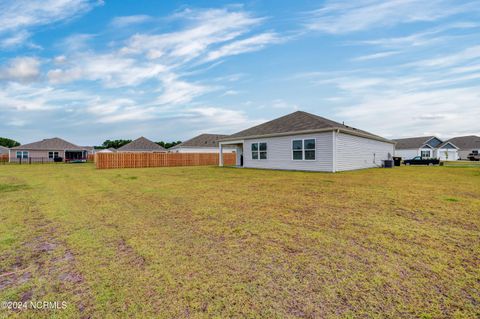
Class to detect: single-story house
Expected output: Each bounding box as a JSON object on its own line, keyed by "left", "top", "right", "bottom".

{"left": 0, "top": 145, "right": 9, "bottom": 156}
{"left": 218, "top": 110, "right": 395, "bottom": 172}
{"left": 393, "top": 136, "right": 459, "bottom": 160}
{"left": 443, "top": 135, "right": 480, "bottom": 160}
{"left": 9, "top": 138, "right": 90, "bottom": 162}
{"left": 169, "top": 134, "right": 235, "bottom": 153}
{"left": 117, "top": 137, "right": 166, "bottom": 153}
{"left": 96, "top": 148, "right": 117, "bottom": 153}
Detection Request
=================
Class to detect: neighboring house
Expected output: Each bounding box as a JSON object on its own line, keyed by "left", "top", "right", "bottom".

{"left": 9, "top": 138, "right": 90, "bottom": 162}
{"left": 444, "top": 135, "right": 480, "bottom": 160}
{"left": 218, "top": 110, "right": 395, "bottom": 172}
{"left": 117, "top": 137, "right": 166, "bottom": 153}
{"left": 169, "top": 134, "right": 235, "bottom": 153}
{"left": 393, "top": 136, "right": 459, "bottom": 161}
{"left": 97, "top": 148, "right": 117, "bottom": 153}
{"left": 0, "top": 145, "right": 9, "bottom": 156}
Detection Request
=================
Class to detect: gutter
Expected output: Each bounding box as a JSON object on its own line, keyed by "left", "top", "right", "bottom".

{"left": 219, "top": 127, "right": 396, "bottom": 144}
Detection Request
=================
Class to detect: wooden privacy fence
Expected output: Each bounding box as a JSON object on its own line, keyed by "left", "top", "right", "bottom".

{"left": 95, "top": 152, "right": 236, "bottom": 169}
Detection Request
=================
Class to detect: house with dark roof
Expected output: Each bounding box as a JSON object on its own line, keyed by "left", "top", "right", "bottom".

{"left": 9, "top": 138, "right": 90, "bottom": 163}
{"left": 393, "top": 136, "right": 459, "bottom": 161}
{"left": 169, "top": 134, "right": 235, "bottom": 153}
{"left": 117, "top": 137, "right": 166, "bottom": 153}
{"left": 444, "top": 135, "right": 480, "bottom": 160}
{"left": 218, "top": 111, "right": 395, "bottom": 172}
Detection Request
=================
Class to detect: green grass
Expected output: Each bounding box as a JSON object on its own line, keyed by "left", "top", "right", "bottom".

{"left": 0, "top": 164, "right": 479, "bottom": 318}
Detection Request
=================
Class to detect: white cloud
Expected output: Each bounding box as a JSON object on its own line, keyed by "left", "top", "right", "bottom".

{"left": 156, "top": 74, "right": 210, "bottom": 105}
{"left": 306, "top": 0, "right": 476, "bottom": 34}
{"left": 0, "top": 57, "right": 41, "bottom": 82}
{"left": 205, "top": 32, "right": 280, "bottom": 62}
{"left": 120, "top": 8, "right": 264, "bottom": 63}
{"left": 185, "top": 107, "right": 262, "bottom": 131}
{"left": 48, "top": 53, "right": 167, "bottom": 87}
{"left": 0, "top": 31, "right": 31, "bottom": 49}
{"left": 0, "top": 0, "right": 100, "bottom": 48}
{"left": 410, "top": 45, "right": 480, "bottom": 68}
{"left": 351, "top": 51, "right": 400, "bottom": 61}
{"left": 110, "top": 15, "right": 152, "bottom": 28}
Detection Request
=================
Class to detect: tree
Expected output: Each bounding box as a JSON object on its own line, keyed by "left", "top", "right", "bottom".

{"left": 101, "top": 139, "right": 132, "bottom": 149}
{"left": 156, "top": 141, "right": 182, "bottom": 149}
{"left": 0, "top": 137, "right": 20, "bottom": 148}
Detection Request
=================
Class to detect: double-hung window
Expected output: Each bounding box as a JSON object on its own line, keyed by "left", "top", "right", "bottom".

{"left": 292, "top": 139, "right": 316, "bottom": 160}
{"left": 251, "top": 142, "right": 267, "bottom": 160}
{"left": 421, "top": 150, "right": 431, "bottom": 158}
{"left": 16, "top": 151, "right": 28, "bottom": 159}
{"left": 49, "top": 151, "right": 59, "bottom": 159}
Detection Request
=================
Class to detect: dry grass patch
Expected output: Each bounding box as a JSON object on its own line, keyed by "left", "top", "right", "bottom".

{"left": 0, "top": 164, "right": 479, "bottom": 318}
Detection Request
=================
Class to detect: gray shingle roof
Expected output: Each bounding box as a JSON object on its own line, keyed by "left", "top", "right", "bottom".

{"left": 118, "top": 137, "right": 166, "bottom": 152}
{"left": 11, "top": 138, "right": 85, "bottom": 150}
{"left": 172, "top": 134, "right": 228, "bottom": 149}
{"left": 392, "top": 136, "right": 436, "bottom": 149}
{"left": 444, "top": 135, "right": 480, "bottom": 150}
{"left": 221, "top": 111, "right": 392, "bottom": 143}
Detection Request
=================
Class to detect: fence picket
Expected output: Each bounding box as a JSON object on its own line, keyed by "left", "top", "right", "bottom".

{"left": 95, "top": 152, "right": 236, "bottom": 169}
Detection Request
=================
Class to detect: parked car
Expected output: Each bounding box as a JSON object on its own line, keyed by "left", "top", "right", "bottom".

{"left": 403, "top": 156, "right": 440, "bottom": 166}
{"left": 467, "top": 152, "right": 480, "bottom": 161}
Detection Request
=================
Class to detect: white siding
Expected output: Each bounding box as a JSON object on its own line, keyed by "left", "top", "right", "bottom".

{"left": 395, "top": 149, "right": 418, "bottom": 160}
{"left": 336, "top": 132, "right": 394, "bottom": 171}
{"left": 171, "top": 147, "right": 235, "bottom": 153}
{"left": 243, "top": 132, "right": 334, "bottom": 172}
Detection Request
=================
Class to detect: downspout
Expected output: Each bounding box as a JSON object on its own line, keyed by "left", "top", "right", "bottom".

{"left": 332, "top": 129, "right": 338, "bottom": 173}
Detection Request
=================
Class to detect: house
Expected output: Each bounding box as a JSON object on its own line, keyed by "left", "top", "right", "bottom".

{"left": 169, "top": 134, "right": 235, "bottom": 153}
{"left": 218, "top": 110, "right": 395, "bottom": 172}
{"left": 393, "top": 136, "right": 459, "bottom": 161}
{"left": 9, "top": 138, "right": 90, "bottom": 162}
{"left": 117, "top": 137, "right": 166, "bottom": 153}
{"left": 0, "top": 145, "right": 9, "bottom": 156}
{"left": 97, "top": 148, "right": 117, "bottom": 153}
{"left": 443, "top": 135, "right": 480, "bottom": 160}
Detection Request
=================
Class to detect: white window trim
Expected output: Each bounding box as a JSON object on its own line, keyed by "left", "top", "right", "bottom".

{"left": 251, "top": 142, "right": 267, "bottom": 160}
{"left": 17, "top": 151, "right": 28, "bottom": 159}
{"left": 291, "top": 138, "right": 316, "bottom": 161}
{"left": 420, "top": 149, "right": 431, "bottom": 158}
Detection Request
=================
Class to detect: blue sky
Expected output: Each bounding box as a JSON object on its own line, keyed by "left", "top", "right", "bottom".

{"left": 1, "top": 0, "right": 480, "bottom": 145}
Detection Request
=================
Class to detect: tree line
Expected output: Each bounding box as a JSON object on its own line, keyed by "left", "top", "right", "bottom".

{"left": 97, "top": 139, "right": 182, "bottom": 149}
{"left": 0, "top": 137, "right": 182, "bottom": 149}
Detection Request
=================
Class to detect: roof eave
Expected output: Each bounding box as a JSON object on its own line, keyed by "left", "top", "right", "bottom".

{"left": 220, "top": 127, "right": 395, "bottom": 144}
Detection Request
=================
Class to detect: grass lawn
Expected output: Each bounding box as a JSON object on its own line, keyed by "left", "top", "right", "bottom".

{"left": 0, "top": 164, "right": 479, "bottom": 318}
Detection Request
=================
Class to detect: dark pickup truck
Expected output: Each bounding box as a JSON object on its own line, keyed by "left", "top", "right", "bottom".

{"left": 467, "top": 152, "right": 480, "bottom": 161}
{"left": 404, "top": 156, "right": 440, "bottom": 166}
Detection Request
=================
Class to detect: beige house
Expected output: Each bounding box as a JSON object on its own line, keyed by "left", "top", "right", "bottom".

{"left": 9, "top": 138, "right": 90, "bottom": 163}
{"left": 117, "top": 137, "right": 166, "bottom": 153}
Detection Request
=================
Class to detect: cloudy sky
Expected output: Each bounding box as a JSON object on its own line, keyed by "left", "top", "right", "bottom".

{"left": 1, "top": 0, "right": 480, "bottom": 145}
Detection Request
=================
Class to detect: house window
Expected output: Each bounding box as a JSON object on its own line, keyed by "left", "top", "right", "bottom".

{"left": 16, "top": 151, "right": 28, "bottom": 159}
{"left": 421, "top": 150, "right": 431, "bottom": 158}
{"left": 251, "top": 142, "right": 267, "bottom": 160}
{"left": 48, "top": 151, "right": 59, "bottom": 159}
{"left": 292, "top": 139, "right": 316, "bottom": 160}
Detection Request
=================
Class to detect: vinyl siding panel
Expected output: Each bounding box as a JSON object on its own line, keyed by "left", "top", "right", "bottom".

{"left": 171, "top": 147, "right": 235, "bottom": 153}
{"left": 395, "top": 149, "right": 418, "bottom": 160}
{"left": 336, "top": 132, "right": 394, "bottom": 171}
{"left": 9, "top": 150, "right": 65, "bottom": 162}
{"left": 243, "top": 132, "right": 334, "bottom": 172}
